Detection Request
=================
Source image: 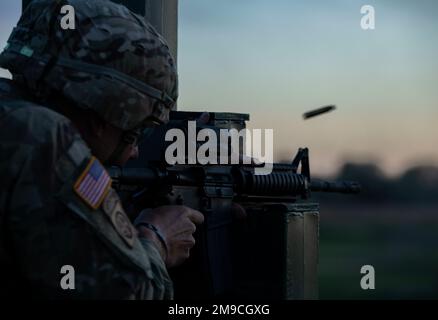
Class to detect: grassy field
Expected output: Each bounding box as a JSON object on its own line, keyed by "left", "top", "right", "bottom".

{"left": 318, "top": 204, "right": 438, "bottom": 299}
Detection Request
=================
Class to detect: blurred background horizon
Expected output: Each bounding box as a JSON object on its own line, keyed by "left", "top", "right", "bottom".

{"left": 178, "top": 0, "right": 438, "bottom": 178}
{"left": 1, "top": 0, "right": 438, "bottom": 177}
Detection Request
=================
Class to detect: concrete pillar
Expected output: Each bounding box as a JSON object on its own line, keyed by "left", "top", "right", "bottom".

{"left": 145, "top": 0, "right": 178, "bottom": 63}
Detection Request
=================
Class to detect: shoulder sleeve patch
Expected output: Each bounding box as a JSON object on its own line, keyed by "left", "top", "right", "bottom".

{"left": 102, "top": 189, "right": 136, "bottom": 248}
{"left": 73, "top": 156, "right": 112, "bottom": 210}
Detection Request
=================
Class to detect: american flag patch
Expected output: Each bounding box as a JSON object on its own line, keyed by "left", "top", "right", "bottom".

{"left": 73, "top": 157, "right": 112, "bottom": 210}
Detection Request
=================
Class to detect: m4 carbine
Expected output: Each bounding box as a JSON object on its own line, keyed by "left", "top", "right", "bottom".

{"left": 109, "top": 111, "right": 360, "bottom": 300}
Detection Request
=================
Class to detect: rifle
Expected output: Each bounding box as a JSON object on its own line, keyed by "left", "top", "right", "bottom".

{"left": 109, "top": 111, "right": 360, "bottom": 299}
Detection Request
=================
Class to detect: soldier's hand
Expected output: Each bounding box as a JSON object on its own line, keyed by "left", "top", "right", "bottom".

{"left": 135, "top": 206, "right": 204, "bottom": 268}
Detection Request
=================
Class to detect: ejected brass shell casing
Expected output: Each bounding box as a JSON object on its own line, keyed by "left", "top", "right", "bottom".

{"left": 303, "top": 105, "right": 336, "bottom": 119}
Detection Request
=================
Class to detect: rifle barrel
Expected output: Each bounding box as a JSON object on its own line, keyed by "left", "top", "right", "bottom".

{"left": 310, "top": 179, "right": 361, "bottom": 194}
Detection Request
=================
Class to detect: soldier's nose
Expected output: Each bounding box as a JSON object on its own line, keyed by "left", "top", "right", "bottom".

{"left": 130, "top": 145, "right": 139, "bottom": 159}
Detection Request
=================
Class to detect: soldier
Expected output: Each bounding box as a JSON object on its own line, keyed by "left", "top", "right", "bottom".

{"left": 0, "top": 0, "right": 203, "bottom": 299}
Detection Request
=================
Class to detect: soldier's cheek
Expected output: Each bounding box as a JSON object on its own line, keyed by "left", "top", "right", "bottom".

{"left": 117, "top": 145, "right": 139, "bottom": 166}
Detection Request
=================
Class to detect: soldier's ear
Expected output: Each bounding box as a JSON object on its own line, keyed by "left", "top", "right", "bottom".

{"left": 89, "top": 114, "right": 106, "bottom": 138}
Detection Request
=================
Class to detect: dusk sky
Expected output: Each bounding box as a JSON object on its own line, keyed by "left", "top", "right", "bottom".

{"left": 1, "top": 0, "right": 437, "bottom": 176}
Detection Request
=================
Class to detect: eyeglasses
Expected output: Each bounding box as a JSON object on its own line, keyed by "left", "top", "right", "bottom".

{"left": 122, "top": 116, "right": 163, "bottom": 146}
{"left": 122, "top": 128, "right": 143, "bottom": 146}
{"left": 143, "top": 118, "right": 162, "bottom": 128}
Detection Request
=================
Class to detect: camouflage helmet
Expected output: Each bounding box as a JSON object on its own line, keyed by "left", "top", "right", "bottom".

{"left": 0, "top": 0, "right": 177, "bottom": 130}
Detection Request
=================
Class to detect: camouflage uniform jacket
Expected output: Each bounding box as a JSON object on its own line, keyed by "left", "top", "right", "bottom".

{"left": 0, "top": 79, "right": 173, "bottom": 299}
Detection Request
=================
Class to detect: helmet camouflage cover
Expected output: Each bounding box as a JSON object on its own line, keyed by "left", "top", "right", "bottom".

{"left": 0, "top": 0, "right": 178, "bottom": 130}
